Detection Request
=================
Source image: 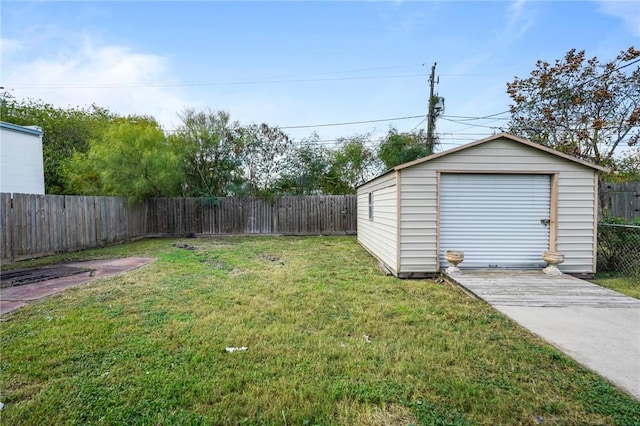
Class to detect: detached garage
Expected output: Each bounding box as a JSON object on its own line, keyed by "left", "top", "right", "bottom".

{"left": 357, "top": 133, "right": 606, "bottom": 278}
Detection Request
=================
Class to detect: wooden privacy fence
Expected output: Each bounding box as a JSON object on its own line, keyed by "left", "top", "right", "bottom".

{"left": 1, "top": 193, "right": 146, "bottom": 262}
{"left": 1, "top": 194, "right": 357, "bottom": 262}
{"left": 146, "top": 195, "right": 357, "bottom": 236}
{"left": 602, "top": 182, "right": 640, "bottom": 222}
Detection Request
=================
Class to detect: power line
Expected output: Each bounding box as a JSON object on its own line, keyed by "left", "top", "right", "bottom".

{"left": 439, "top": 117, "right": 504, "bottom": 129}
{"left": 279, "top": 114, "right": 425, "bottom": 129}
{"left": 506, "top": 56, "right": 640, "bottom": 116}
{"left": 439, "top": 132, "right": 501, "bottom": 136}
{"left": 410, "top": 117, "right": 427, "bottom": 132}
{"left": 456, "top": 56, "right": 640, "bottom": 123}
{"left": 440, "top": 113, "right": 510, "bottom": 121}
{"left": 138, "top": 56, "right": 640, "bottom": 138}
{"left": 313, "top": 63, "right": 425, "bottom": 75}
{"left": 162, "top": 114, "right": 424, "bottom": 134}
{"left": 5, "top": 73, "right": 426, "bottom": 90}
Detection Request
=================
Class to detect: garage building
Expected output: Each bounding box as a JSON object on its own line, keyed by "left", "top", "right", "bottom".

{"left": 356, "top": 133, "right": 606, "bottom": 278}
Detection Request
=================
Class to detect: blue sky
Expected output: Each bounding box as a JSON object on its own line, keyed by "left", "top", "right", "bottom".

{"left": 1, "top": 1, "right": 638, "bottom": 149}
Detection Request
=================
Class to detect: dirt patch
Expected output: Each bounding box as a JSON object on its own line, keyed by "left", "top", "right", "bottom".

{"left": 1, "top": 266, "right": 91, "bottom": 288}
{"left": 261, "top": 254, "right": 285, "bottom": 265}
{"left": 1, "top": 257, "right": 155, "bottom": 315}
{"left": 172, "top": 243, "right": 196, "bottom": 250}
{"left": 229, "top": 267, "right": 242, "bottom": 277}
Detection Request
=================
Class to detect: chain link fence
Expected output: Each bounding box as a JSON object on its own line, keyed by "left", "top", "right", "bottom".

{"left": 597, "top": 223, "right": 640, "bottom": 277}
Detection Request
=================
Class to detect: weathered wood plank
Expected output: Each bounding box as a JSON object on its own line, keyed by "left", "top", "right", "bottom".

{"left": 1, "top": 193, "right": 358, "bottom": 261}
{"left": 446, "top": 270, "right": 640, "bottom": 308}
{"left": 13, "top": 194, "right": 28, "bottom": 256}
{"left": 1, "top": 193, "right": 12, "bottom": 260}
{"left": 604, "top": 181, "right": 640, "bottom": 221}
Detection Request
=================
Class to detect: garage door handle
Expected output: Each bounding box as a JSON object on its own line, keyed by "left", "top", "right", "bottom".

{"left": 540, "top": 219, "right": 550, "bottom": 226}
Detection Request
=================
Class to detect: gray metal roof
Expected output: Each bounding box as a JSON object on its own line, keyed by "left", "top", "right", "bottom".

{"left": 0, "top": 121, "right": 43, "bottom": 136}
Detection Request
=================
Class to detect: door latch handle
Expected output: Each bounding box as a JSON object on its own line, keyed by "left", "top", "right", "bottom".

{"left": 540, "top": 219, "right": 550, "bottom": 226}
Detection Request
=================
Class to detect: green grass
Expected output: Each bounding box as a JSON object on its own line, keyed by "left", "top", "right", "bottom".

{"left": 592, "top": 274, "right": 640, "bottom": 299}
{"left": 1, "top": 236, "right": 639, "bottom": 425}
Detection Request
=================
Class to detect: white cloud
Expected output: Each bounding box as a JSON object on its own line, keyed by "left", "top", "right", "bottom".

{"left": 598, "top": 1, "right": 640, "bottom": 37}
{"left": 0, "top": 38, "right": 25, "bottom": 55}
{"left": 380, "top": 10, "right": 427, "bottom": 37}
{"left": 377, "top": 1, "right": 438, "bottom": 37}
{"left": 505, "top": 0, "right": 535, "bottom": 40}
{"left": 2, "top": 39, "right": 190, "bottom": 129}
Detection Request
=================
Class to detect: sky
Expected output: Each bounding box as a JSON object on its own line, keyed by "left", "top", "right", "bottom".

{"left": 1, "top": 0, "right": 639, "bottom": 150}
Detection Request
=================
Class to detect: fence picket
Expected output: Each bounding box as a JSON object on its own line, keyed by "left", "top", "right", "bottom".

{"left": 1, "top": 193, "right": 12, "bottom": 261}
{"left": 1, "top": 193, "right": 357, "bottom": 261}
{"left": 603, "top": 182, "right": 640, "bottom": 221}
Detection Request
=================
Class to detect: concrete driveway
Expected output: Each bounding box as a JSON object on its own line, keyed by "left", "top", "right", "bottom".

{"left": 445, "top": 270, "right": 640, "bottom": 400}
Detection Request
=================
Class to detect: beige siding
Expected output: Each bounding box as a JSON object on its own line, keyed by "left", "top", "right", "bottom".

{"left": 398, "top": 138, "right": 597, "bottom": 274}
{"left": 357, "top": 172, "right": 398, "bottom": 273}
{"left": 398, "top": 169, "right": 438, "bottom": 272}
{"left": 556, "top": 171, "right": 596, "bottom": 273}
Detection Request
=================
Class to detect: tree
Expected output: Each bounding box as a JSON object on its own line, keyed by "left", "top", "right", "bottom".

{"left": 276, "top": 134, "right": 332, "bottom": 195}
{"left": 240, "top": 123, "right": 294, "bottom": 196}
{"left": 60, "top": 151, "right": 103, "bottom": 196}
{"left": 611, "top": 148, "right": 640, "bottom": 182}
{"left": 506, "top": 47, "right": 640, "bottom": 170}
{"left": 67, "top": 117, "right": 183, "bottom": 203}
{"left": 0, "top": 92, "right": 115, "bottom": 194}
{"left": 172, "top": 109, "right": 245, "bottom": 197}
{"left": 322, "top": 134, "right": 381, "bottom": 194}
{"left": 377, "top": 126, "right": 432, "bottom": 170}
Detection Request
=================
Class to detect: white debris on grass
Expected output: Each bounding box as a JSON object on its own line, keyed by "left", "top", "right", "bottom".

{"left": 225, "top": 346, "right": 248, "bottom": 353}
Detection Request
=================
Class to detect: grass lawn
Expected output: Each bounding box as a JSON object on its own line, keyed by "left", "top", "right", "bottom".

{"left": 1, "top": 236, "right": 639, "bottom": 425}
{"left": 592, "top": 274, "right": 640, "bottom": 299}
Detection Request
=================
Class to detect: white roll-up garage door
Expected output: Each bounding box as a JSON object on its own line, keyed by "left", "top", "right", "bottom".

{"left": 439, "top": 174, "right": 550, "bottom": 269}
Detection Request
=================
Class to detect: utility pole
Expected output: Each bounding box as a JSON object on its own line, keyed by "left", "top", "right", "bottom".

{"left": 426, "top": 62, "right": 437, "bottom": 153}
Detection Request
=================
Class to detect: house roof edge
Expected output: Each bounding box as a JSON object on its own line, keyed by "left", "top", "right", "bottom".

{"left": 0, "top": 121, "right": 43, "bottom": 136}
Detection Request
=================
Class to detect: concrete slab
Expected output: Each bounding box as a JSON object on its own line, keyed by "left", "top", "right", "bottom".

{"left": 1, "top": 257, "right": 155, "bottom": 315}
{"left": 446, "top": 270, "right": 640, "bottom": 400}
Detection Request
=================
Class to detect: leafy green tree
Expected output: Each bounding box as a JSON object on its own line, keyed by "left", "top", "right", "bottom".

{"left": 322, "top": 134, "right": 380, "bottom": 194}
{"left": 67, "top": 118, "right": 183, "bottom": 203}
{"left": 240, "top": 123, "right": 294, "bottom": 196}
{"left": 0, "top": 92, "right": 115, "bottom": 194}
{"left": 377, "top": 126, "right": 432, "bottom": 170}
{"left": 610, "top": 148, "right": 640, "bottom": 182}
{"left": 507, "top": 47, "right": 640, "bottom": 169}
{"left": 60, "top": 151, "right": 103, "bottom": 196}
{"left": 276, "top": 134, "right": 332, "bottom": 195}
{"left": 172, "top": 109, "right": 245, "bottom": 197}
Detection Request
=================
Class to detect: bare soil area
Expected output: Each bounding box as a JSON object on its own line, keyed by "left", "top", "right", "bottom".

{"left": 1, "top": 266, "right": 90, "bottom": 288}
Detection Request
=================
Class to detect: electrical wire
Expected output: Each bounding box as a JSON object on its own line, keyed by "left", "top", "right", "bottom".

{"left": 410, "top": 117, "right": 427, "bottom": 132}
{"left": 279, "top": 114, "right": 425, "bottom": 129}
{"left": 6, "top": 73, "right": 427, "bottom": 89}
{"left": 443, "top": 57, "right": 640, "bottom": 124}
{"left": 440, "top": 113, "right": 510, "bottom": 121}
{"left": 313, "top": 63, "right": 425, "bottom": 75}
{"left": 439, "top": 117, "right": 504, "bottom": 129}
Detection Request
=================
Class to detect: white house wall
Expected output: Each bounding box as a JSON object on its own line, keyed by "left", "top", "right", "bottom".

{"left": 0, "top": 125, "right": 45, "bottom": 195}
{"left": 357, "top": 172, "right": 398, "bottom": 274}
{"left": 398, "top": 138, "right": 597, "bottom": 274}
